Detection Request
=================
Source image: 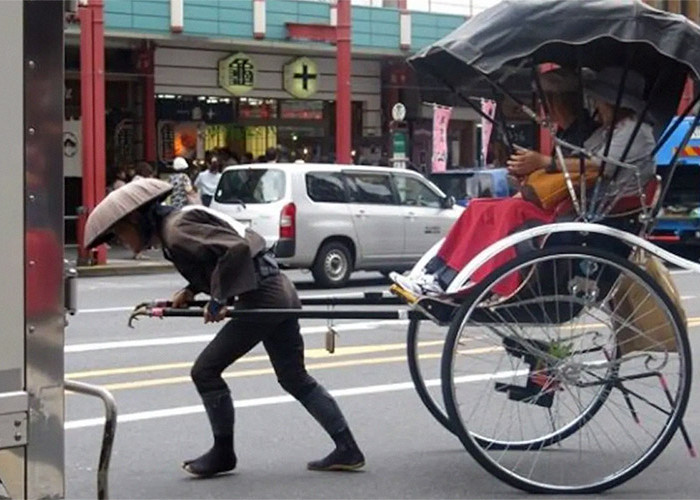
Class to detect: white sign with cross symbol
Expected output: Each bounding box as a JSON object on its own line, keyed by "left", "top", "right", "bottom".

{"left": 284, "top": 56, "right": 319, "bottom": 99}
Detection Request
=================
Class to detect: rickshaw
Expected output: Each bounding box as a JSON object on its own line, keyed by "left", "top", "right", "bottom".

{"left": 131, "top": 0, "right": 700, "bottom": 494}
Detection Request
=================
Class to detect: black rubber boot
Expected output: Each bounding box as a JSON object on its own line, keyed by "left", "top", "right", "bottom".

{"left": 307, "top": 428, "right": 365, "bottom": 472}
{"left": 183, "top": 390, "right": 237, "bottom": 477}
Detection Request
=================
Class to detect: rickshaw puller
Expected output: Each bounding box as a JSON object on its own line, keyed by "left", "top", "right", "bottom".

{"left": 83, "top": 179, "right": 365, "bottom": 477}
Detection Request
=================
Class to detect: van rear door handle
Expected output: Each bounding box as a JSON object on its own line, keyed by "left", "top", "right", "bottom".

{"left": 356, "top": 209, "right": 366, "bottom": 217}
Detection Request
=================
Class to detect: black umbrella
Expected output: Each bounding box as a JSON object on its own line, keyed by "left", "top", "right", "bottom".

{"left": 409, "top": 0, "right": 700, "bottom": 135}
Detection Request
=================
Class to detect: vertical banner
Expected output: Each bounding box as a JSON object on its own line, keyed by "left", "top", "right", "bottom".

{"left": 431, "top": 104, "right": 452, "bottom": 173}
{"left": 480, "top": 99, "right": 497, "bottom": 165}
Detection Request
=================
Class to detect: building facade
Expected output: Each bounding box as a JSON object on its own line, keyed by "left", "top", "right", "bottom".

{"left": 64, "top": 0, "right": 471, "bottom": 242}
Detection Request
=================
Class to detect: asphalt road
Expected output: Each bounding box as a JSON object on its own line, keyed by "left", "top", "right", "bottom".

{"left": 65, "top": 269, "right": 700, "bottom": 499}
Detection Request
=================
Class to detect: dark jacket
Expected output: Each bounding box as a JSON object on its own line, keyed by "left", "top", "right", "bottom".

{"left": 161, "top": 208, "right": 299, "bottom": 309}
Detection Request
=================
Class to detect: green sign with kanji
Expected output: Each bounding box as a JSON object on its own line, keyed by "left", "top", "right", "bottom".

{"left": 284, "top": 57, "right": 319, "bottom": 99}
{"left": 218, "top": 52, "right": 256, "bottom": 96}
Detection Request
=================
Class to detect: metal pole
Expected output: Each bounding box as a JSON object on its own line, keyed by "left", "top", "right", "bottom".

{"left": 336, "top": 0, "right": 352, "bottom": 164}
{"left": 64, "top": 380, "right": 118, "bottom": 500}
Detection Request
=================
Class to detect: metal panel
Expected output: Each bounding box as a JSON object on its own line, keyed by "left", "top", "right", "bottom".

{"left": 24, "top": 1, "right": 65, "bottom": 498}
{"left": 0, "top": 0, "right": 24, "bottom": 400}
{"left": 0, "top": 1, "right": 25, "bottom": 494}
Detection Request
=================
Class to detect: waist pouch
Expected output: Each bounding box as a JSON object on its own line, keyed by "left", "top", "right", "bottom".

{"left": 254, "top": 250, "right": 280, "bottom": 280}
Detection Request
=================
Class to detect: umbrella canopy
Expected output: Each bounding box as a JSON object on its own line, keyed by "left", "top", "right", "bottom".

{"left": 84, "top": 179, "right": 172, "bottom": 249}
{"left": 409, "top": 0, "right": 700, "bottom": 134}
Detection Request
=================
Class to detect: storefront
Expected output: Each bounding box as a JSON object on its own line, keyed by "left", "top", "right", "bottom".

{"left": 154, "top": 44, "right": 382, "bottom": 164}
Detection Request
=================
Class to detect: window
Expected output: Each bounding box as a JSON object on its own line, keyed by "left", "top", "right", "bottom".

{"left": 306, "top": 172, "right": 347, "bottom": 203}
{"left": 394, "top": 175, "right": 442, "bottom": 208}
{"left": 344, "top": 173, "right": 395, "bottom": 204}
{"left": 216, "top": 168, "right": 286, "bottom": 204}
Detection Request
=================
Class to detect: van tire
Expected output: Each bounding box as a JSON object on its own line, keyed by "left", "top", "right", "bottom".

{"left": 312, "top": 241, "right": 353, "bottom": 288}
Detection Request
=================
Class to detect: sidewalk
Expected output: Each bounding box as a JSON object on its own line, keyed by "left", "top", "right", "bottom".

{"left": 66, "top": 245, "right": 174, "bottom": 277}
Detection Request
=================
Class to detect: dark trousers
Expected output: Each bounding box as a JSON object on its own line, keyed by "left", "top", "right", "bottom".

{"left": 201, "top": 194, "right": 213, "bottom": 207}
{"left": 191, "top": 318, "right": 317, "bottom": 400}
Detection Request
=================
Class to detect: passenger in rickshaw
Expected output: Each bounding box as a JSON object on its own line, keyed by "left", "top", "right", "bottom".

{"left": 392, "top": 67, "right": 655, "bottom": 298}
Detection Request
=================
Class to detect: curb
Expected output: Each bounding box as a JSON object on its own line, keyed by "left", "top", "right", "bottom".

{"left": 76, "top": 263, "right": 174, "bottom": 278}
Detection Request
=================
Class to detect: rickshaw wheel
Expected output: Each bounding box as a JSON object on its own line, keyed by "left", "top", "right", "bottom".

{"left": 441, "top": 246, "right": 691, "bottom": 493}
{"left": 407, "top": 318, "right": 455, "bottom": 434}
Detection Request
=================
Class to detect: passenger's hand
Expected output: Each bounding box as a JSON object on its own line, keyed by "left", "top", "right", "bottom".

{"left": 507, "top": 150, "right": 548, "bottom": 176}
{"left": 204, "top": 300, "right": 227, "bottom": 323}
{"left": 172, "top": 288, "right": 194, "bottom": 309}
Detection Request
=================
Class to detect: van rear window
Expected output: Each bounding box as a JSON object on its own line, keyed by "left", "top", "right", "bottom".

{"left": 216, "top": 169, "right": 285, "bottom": 204}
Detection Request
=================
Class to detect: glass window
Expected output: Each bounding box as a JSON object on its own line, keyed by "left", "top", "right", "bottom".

{"left": 394, "top": 175, "right": 442, "bottom": 208}
{"left": 344, "top": 173, "right": 395, "bottom": 205}
{"left": 306, "top": 172, "right": 347, "bottom": 203}
{"left": 216, "top": 168, "right": 285, "bottom": 204}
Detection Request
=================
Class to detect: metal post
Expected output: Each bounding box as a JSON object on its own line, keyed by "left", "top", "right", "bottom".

{"left": 336, "top": 0, "right": 352, "bottom": 164}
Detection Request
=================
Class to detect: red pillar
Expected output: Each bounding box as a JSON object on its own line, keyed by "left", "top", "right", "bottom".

{"left": 140, "top": 42, "right": 157, "bottom": 163}
{"left": 336, "top": 0, "right": 352, "bottom": 164}
{"left": 78, "top": 0, "right": 107, "bottom": 264}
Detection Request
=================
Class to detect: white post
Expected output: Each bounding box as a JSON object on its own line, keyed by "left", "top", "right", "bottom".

{"left": 253, "top": 0, "right": 266, "bottom": 39}
{"left": 170, "top": 0, "right": 183, "bottom": 33}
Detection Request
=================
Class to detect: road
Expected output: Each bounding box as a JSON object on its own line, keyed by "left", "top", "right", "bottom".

{"left": 66, "top": 269, "right": 700, "bottom": 499}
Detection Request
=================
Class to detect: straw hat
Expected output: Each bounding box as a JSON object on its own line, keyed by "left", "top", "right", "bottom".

{"left": 585, "top": 67, "right": 646, "bottom": 114}
{"left": 84, "top": 178, "right": 172, "bottom": 249}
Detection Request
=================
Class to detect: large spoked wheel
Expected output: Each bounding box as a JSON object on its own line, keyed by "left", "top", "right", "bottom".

{"left": 407, "top": 318, "right": 454, "bottom": 434}
{"left": 441, "top": 245, "right": 691, "bottom": 494}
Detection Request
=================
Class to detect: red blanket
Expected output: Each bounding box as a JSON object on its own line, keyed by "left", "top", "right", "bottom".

{"left": 438, "top": 198, "right": 556, "bottom": 296}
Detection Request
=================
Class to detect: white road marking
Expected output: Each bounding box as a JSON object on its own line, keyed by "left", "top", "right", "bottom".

{"left": 65, "top": 370, "right": 525, "bottom": 430}
{"left": 64, "top": 319, "right": 409, "bottom": 353}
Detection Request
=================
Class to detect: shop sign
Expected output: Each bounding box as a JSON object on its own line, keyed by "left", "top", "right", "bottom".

{"left": 157, "top": 97, "right": 234, "bottom": 124}
{"left": 284, "top": 57, "right": 319, "bottom": 99}
{"left": 218, "top": 52, "right": 256, "bottom": 96}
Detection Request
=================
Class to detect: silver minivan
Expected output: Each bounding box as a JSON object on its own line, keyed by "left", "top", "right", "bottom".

{"left": 210, "top": 163, "right": 463, "bottom": 287}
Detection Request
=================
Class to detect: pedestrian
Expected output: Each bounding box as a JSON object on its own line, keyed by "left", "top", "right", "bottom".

{"left": 132, "top": 161, "right": 155, "bottom": 181}
{"left": 83, "top": 179, "right": 365, "bottom": 477}
{"left": 194, "top": 154, "right": 222, "bottom": 207}
{"left": 265, "top": 146, "right": 278, "bottom": 163}
{"left": 109, "top": 166, "right": 128, "bottom": 192}
{"left": 168, "top": 157, "right": 198, "bottom": 209}
{"left": 241, "top": 152, "right": 255, "bottom": 164}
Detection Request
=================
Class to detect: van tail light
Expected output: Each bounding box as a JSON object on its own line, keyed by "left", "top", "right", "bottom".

{"left": 279, "top": 202, "right": 296, "bottom": 239}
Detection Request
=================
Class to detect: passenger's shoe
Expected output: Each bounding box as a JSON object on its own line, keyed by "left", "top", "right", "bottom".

{"left": 390, "top": 272, "right": 445, "bottom": 297}
{"left": 308, "top": 428, "right": 365, "bottom": 472}
{"left": 390, "top": 272, "right": 423, "bottom": 296}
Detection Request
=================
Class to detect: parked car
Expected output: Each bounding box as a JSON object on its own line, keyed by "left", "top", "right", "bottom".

{"left": 429, "top": 168, "right": 511, "bottom": 206}
{"left": 210, "top": 163, "right": 463, "bottom": 287}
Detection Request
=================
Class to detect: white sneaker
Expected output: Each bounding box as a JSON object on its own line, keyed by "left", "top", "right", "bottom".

{"left": 390, "top": 272, "right": 423, "bottom": 296}
{"left": 390, "top": 272, "right": 444, "bottom": 297}
{"left": 415, "top": 273, "right": 445, "bottom": 295}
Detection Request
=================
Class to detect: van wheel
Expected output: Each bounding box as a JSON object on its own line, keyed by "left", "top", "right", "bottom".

{"left": 312, "top": 241, "right": 353, "bottom": 288}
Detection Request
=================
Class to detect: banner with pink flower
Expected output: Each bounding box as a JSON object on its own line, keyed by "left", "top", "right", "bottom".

{"left": 431, "top": 105, "right": 452, "bottom": 172}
